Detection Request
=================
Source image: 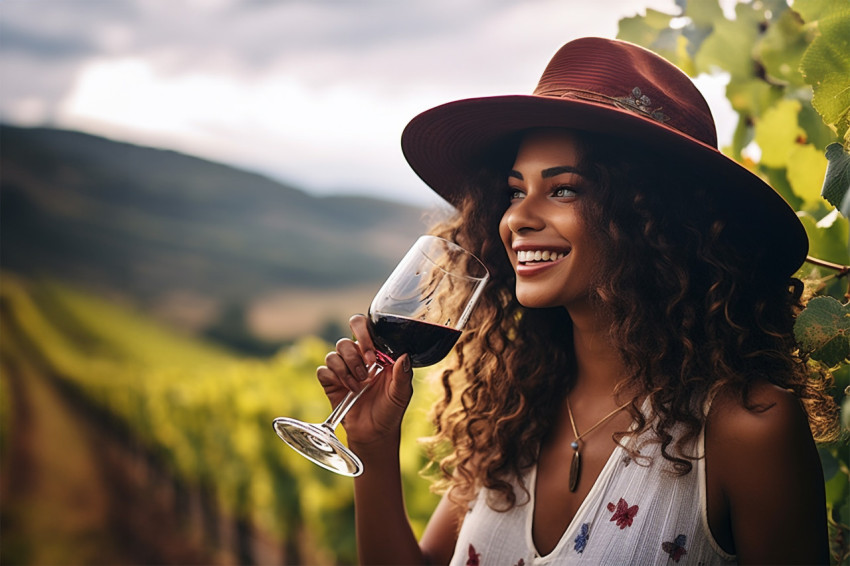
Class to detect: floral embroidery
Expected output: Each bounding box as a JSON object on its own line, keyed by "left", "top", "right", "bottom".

{"left": 466, "top": 544, "right": 480, "bottom": 566}
{"left": 574, "top": 522, "right": 590, "bottom": 553}
{"left": 662, "top": 534, "right": 688, "bottom": 563}
{"left": 466, "top": 541, "right": 524, "bottom": 565}
{"left": 607, "top": 497, "right": 639, "bottom": 529}
{"left": 615, "top": 87, "right": 670, "bottom": 123}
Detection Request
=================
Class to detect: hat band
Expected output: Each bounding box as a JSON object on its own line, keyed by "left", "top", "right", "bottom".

{"left": 534, "top": 86, "right": 671, "bottom": 124}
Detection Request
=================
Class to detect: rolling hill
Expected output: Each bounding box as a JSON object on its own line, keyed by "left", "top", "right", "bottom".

{"left": 1, "top": 125, "right": 436, "bottom": 347}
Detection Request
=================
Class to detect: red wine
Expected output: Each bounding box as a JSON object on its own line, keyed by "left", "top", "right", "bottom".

{"left": 369, "top": 313, "right": 462, "bottom": 367}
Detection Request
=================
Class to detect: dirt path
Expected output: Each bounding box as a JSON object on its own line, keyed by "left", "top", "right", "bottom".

{"left": 0, "top": 319, "right": 215, "bottom": 565}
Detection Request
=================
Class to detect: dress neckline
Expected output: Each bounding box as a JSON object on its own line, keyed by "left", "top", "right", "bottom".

{"left": 524, "top": 438, "right": 627, "bottom": 561}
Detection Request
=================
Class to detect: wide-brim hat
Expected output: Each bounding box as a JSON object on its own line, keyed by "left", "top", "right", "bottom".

{"left": 401, "top": 37, "right": 807, "bottom": 280}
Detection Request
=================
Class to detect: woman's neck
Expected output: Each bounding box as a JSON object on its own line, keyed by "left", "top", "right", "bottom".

{"left": 569, "top": 310, "right": 629, "bottom": 400}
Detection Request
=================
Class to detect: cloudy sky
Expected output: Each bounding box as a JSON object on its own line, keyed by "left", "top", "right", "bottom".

{"left": 1, "top": 0, "right": 736, "bottom": 206}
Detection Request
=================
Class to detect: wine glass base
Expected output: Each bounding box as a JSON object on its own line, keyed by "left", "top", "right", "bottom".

{"left": 273, "top": 417, "right": 363, "bottom": 477}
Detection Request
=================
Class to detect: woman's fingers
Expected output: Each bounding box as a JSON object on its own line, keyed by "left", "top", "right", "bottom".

{"left": 335, "top": 338, "right": 370, "bottom": 385}
{"left": 387, "top": 353, "right": 414, "bottom": 409}
{"left": 316, "top": 363, "right": 346, "bottom": 392}
{"left": 349, "top": 314, "right": 376, "bottom": 367}
{"left": 314, "top": 321, "right": 414, "bottom": 443}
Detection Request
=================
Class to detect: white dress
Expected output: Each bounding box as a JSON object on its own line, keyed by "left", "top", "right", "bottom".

{"left": 448, "top": 422, "right": 736, "bottom": 565}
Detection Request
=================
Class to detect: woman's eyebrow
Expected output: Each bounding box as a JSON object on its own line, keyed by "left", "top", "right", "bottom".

{"left": 509, "top": 166, "right": 584, "bottom": 181}
{"left": 542, "top": 165, "right": 583, "bottom": 178}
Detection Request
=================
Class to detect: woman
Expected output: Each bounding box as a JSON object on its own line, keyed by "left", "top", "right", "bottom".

{"left": 317, "top": 37, "right": 838, "bottom": 564}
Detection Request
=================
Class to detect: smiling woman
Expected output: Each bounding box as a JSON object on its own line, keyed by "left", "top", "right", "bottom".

{"left": 312, "top": 36, "right": 839, "bottom": 565}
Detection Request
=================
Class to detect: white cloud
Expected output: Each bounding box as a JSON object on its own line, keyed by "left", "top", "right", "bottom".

{"left": 56, "top": 54, "right": 443, "bottom": 203}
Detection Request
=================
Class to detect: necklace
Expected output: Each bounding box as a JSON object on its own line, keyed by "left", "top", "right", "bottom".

{"left": 566, "top": 398, "right": 631, "bottom": 492}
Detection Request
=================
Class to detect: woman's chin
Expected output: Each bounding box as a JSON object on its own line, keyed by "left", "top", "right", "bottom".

{"left": 515, "top": 291, "right": 561, "bottom": 310}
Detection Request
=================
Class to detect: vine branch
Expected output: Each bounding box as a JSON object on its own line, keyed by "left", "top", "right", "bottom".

{"left": 805, "top": 255, "right": 850, "bottom": 277}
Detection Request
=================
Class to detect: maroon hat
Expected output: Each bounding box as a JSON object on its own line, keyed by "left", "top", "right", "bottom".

{"left": 401, "top": 37, "right": 808, "bottom": 279}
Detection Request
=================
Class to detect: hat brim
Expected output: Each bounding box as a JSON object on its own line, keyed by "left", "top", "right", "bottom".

{"left": 401, "top": 94, "right": 808, "bottom": 279}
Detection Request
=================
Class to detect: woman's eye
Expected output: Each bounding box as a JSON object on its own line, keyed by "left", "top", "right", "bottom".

{"left": 508, "top": 188, "right": 525, "bottom": 201}
{"left": 552, "top": 186, "right": 577, "bottom": 198}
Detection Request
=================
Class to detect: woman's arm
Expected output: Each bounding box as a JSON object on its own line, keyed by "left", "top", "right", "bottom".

{"left": 420, "top": 494, "right": 464, "bottom": 564}
{"left": 352, "top": 439, "right": 461, "bottom": 565}
{"left": 317, "top": 315, "right": 460, "bottom": 564}
{"left": 350, "top": 429, "right": 426, "bottom": 564}
{"left": 706, "top": 383, "right": 829, "bottom": 565}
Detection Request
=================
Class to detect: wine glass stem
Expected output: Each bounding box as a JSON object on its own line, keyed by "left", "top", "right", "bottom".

{"left": 322, "top": 362, "right": 385, "bottom": 431}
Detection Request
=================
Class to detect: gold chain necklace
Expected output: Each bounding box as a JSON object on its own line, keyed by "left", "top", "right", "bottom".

{"left": 566, "top": 398, "right": 631, "bottom": 492}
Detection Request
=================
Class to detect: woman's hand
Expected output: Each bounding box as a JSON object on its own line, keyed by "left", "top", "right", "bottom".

{"left": 316, "top": 314, "right": 414, "bottom": 447}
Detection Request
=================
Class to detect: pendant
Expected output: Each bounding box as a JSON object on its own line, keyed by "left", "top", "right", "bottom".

{"left": 569, "top": 450, "right": 581, "bottom": 492}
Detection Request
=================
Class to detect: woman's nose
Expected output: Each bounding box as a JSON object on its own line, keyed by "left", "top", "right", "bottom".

{"left": 504, "top": 196, "right": 546, "bottom": 233}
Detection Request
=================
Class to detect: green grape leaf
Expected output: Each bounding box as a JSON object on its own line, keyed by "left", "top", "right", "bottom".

{"left": 819, "top": 447, "right": 840, "bottom": 482}
{"left": 799, "top": 100, "right": 841, "bottom": 150}
{"left": 821, "top": 142, "right": 850, "bottom": 213}
{"left": 798, "top": 211, "right": 850, "bottom": 265}
{"left": 726, "top": 78, "right": 783, "bottom": 116}
{"left": 824, "top": 457, "right": 849, "bottom": 506}
{"left": 618, "top": 9, "right": 676, "bottom": 48}
{"left": 617, "top": 10, "right": 695, "bottom": 74}
{"left": 675, "top": 0, "right": 721, "bottom": 59}
{"left": 730, "top": 114, "right": 753, "bottom": 160}
{"left": 794, "top": 295, "right": 850, "bottom": 366}
{"left": 799, "top": 8, "right": 850, "bottom": 141}
{"left": 763, "top": 166, "right": 804, "bottom": 210}
{"left": 761, "top": 0, "right": 792, "bottom": 22}
{"left": 757, "top": 8, "right": 810, "bottom": 87}
{"left": 677, "top": 0, "right": 723, "bottom": 26}
{"left": 755, "top": 99, "right": 805, "bottom": 168}
{"left": 792, "top": 0, "right": 844, "bottom": 25}
{"left": 787, "top": 142, "right": 829, "bottom": 205}
{"left": 842, "top": 395, "right": 850, "bottom": 439}
{"left": 694, "top": 6, "right": 761, "bottom": 79}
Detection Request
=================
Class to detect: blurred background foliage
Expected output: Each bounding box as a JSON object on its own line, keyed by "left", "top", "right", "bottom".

{"left": 1, "top": 0, "right": 849, "bottom": 564}
{"left": 0, "top": 273, "right": 443, "bottom": 564}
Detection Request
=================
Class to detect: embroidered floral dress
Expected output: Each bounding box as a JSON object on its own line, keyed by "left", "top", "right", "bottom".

{"left": 448, "top": 421, "right": 736, "bottom": 565}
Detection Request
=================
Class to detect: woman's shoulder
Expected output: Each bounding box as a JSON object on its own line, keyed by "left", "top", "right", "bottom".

{"left": 702, "top": 380, "right": 828, "bottom": 563}
{"left": 706, "top": 381, "right": 810, "bottom": 447}
{"left": 704, "top": 380, "right": 820, "bottom": 494}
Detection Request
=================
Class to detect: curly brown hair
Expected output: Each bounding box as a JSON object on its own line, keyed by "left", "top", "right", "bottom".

{"left": 422, "top": 129, "right": 839, "bottom": 512}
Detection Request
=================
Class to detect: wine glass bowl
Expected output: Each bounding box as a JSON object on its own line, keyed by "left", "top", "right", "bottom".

{"left": 273, "top": 235, "right": 489, "bottom": 476}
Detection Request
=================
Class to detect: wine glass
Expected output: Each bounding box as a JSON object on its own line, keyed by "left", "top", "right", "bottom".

{"left": 272, "top": 235, "right": 489, "bottom": 476}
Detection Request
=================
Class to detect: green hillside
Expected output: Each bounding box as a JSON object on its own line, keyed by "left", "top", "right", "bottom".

{"left": 0, "top": 125, "right": 431, "bottom": 347}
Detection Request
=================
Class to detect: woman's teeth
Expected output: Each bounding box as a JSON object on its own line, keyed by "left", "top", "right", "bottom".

{"left": 517, "top": 250, "right": 566, "bottom": 263}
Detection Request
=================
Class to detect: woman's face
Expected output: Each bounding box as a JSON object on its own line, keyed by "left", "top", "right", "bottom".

{"left": 499, "top": 129, "right": 602, "bottom": 313}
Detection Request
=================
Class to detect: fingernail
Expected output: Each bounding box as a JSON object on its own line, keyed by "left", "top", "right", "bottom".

{"left": 356, "top": 365, "right": 367, "bottom": 381}
{"left": 401, "top": 355, "right": 411, "bottom": 373}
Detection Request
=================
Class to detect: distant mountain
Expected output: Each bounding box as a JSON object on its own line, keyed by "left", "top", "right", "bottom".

{"left": 1, "top": 125, "right": 435, "bottom": 345}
